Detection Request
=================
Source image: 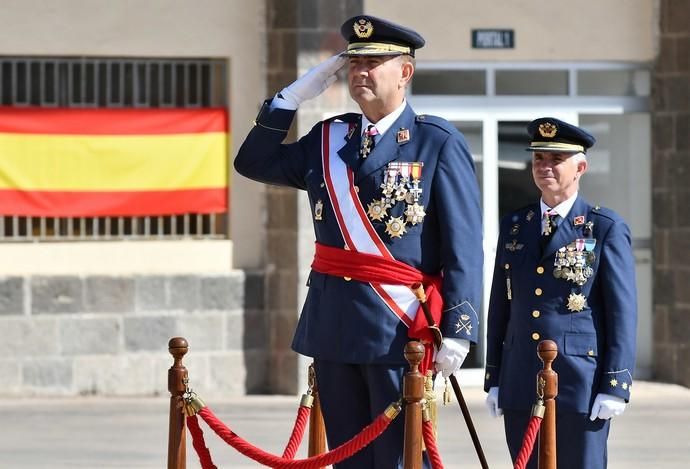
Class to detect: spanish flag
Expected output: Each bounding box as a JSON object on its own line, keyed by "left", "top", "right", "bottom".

{"left": 0, "top": 107, "right": 229, "bottom": 217}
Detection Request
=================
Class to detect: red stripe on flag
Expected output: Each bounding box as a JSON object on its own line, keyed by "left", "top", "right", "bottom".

{"left": 0, "top": 188, "right": 228, "bottom": 217}
{"left": 0, "top": 107, "right": 229, "bottom": 135}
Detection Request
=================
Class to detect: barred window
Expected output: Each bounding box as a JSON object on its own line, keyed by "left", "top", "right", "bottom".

{"left": 0, "top": 56, "right": 228, "bottom": 241}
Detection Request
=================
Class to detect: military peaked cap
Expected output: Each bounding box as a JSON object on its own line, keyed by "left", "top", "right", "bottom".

{"left": 526, "top": 117, "right": 596, "bottom": 153}
{"left": 340, "top": 15, "right": 425, "bottom": 57}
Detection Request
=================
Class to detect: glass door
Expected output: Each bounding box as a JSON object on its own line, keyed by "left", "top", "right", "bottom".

{"left": 451, "top": 112, "right": 577, "bottom": 371}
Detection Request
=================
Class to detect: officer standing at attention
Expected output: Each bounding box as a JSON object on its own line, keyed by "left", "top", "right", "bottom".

{"left": 484, "top": 118, "right": 638, "bottom": 469}
{"left": 235, "top": 15, "right": 483, "bottom": 469}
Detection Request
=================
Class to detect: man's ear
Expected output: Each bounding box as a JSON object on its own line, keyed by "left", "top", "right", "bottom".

{"left": 400, "top": 60, "right": 414, "bottom": 88}
{"left": 576, "top": 158, "right": 588, "bottom": 178}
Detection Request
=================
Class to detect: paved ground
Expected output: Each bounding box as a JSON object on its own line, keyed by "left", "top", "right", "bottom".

{"left": 1, "top": 381, "right": 688, "bottom": 468}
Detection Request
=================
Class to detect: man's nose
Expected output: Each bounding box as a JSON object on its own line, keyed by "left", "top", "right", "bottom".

{"left": 351, "top": 64, "right": 369, "bottom": 75}
{"left": 535, "top": 161, "right": 552, "bottom": 172}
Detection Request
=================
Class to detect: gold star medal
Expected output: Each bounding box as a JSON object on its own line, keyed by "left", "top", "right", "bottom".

{"left": 367, "top": 198, "right": 389, "bottom": 221}
{"left": 385, "top": 217, "right": 407, "bottom": 238}
{"left": 404, "top": 202, "right": 426, "bottom": 225}
{"left": 566, "top": 293, "right": 587, "bottom": 312}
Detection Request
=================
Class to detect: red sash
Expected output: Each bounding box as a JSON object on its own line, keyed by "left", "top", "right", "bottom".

{"left": 312, "top": 242, "right": 443, "bottom": 373}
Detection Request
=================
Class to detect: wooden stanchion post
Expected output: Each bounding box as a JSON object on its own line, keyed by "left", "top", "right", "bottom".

{"left": 537, "top": 340, "right": 558, "bottom": 469}
{"left": 402, "top": 341, "right": 425, "bottom": 469}
{"left": 307, "top": 364, "right": 327, "bottom": 468}
{"left": 168, "top": 337, "right": 189, "bottom": 469}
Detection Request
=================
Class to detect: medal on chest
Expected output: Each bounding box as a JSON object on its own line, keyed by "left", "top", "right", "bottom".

{"left": 367, "top": 161, "right": 426, "bottom": 238}
{"left": 553, "top": 238, "right": 596, "bottom": 286}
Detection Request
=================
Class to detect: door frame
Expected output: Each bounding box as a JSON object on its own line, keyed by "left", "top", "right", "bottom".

{"left": 408, "top": 105, "right": 578, "bottom": 377}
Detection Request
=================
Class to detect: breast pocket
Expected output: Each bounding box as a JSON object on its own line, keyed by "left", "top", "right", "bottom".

{"left": 564, "top": 332, "right": 598, "bottom": 357}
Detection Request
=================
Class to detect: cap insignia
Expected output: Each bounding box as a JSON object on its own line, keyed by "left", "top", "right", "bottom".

{"left": 538, "top": 122, "right": 558, "bottom": 138}
{"left": 354, "top": 18, "right": 374, "bottom": 39}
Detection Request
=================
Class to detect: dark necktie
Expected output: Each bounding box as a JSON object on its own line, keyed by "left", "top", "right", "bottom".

{"left": 360, "top": 124, "right": 378, "bottom": 159}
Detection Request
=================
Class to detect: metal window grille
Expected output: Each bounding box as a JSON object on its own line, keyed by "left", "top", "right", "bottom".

{"left": 0, "top": 56, "right": 228, "bottom": 241}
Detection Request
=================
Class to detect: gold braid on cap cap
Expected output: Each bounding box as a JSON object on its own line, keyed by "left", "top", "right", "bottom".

{"left": 530, "top": 141, "right": 585, "bottom": 152}
{"left": 346, "top": 42, "right": 412, "bottom": 55}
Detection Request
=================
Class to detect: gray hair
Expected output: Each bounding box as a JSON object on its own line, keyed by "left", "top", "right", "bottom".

{"left": 571, "top": 152, "right": 587, "bottom": 164}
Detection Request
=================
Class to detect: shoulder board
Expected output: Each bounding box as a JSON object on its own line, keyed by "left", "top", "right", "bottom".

{"left": 415, "top": 114, "right": 455, "bottom": 134}
{"left": 590, "top": 205, "right": 620, "bottom": 222}
{"left": 325, "top": 112, "right": 360, "bottom": 124}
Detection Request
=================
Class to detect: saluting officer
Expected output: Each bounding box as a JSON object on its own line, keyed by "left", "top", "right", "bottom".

{"left": 484, "top": 118, "right": 638, "bottom": 469}
{"left": 235, "top": 15, "right": 483, "bottom": 469}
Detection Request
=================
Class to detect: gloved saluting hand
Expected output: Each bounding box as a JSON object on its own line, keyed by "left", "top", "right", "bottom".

{"left": 589, "top": 393, "right": 627, "bottom": 421}
{"left": 278, "top": 54, "right": 347, "bottom": 109}
{"left": 434, "top": 337, "right": 470, "bottom": 378}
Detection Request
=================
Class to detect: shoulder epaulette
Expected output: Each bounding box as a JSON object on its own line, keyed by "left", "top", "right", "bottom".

{"left": 590, "top": 205, "right": 620, "bottom": 222}
{"left": 415, "top": 114, "right": 455, "bottom": 134}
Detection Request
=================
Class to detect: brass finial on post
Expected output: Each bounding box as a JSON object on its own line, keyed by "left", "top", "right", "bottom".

{"left": 307, "top": 363, "right": 327, "bottom": 468}
{"left": 537, "top": 340, "right": 558, "bottom": 469}
{"left": 402, "top": 341, "right": 425, "bottom": 469}
{"left": 168, "top": 337, "right": 189, "bottom": 469}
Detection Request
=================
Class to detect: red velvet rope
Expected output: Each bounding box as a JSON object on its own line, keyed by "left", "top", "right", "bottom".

{"left": 513, "top": 415, "right": 543, "bottom": 469}
{"left": 187, "top": 414, "right": 218, "bottom": 469}
{"left": 282, "top": 404, "right": 310, "bottom": 459}
{"left": 422, "top": 420, "right": 444, "bottom": 469}
{"left": 194, "top": 405, "right": 394, "bottom": 469}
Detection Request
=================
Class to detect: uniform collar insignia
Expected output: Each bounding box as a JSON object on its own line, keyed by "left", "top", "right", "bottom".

{"left": 396, "top": 128, "right": 410, "bottom": 144}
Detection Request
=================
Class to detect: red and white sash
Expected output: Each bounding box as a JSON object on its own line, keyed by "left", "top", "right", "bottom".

{"left": 321, "top": 120, "right": 418, "bottom": 327}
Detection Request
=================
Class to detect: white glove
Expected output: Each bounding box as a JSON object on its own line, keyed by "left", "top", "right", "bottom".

{"left": 485, "top": 386, "right": 503, "bottom": 418}
{"left": 278, "top": 54, "right": 346, "bottom": 108}
{"left": 434, "top": 338, "right": 470, "bottom": 378}
{"left": 589, "top": 393, "right": 627, "bottom": 421}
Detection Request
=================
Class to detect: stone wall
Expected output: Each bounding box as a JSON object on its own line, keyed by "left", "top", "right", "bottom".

{"left": 0, "top": 273, "right": 255, "bottom": 397}
{"left": 652, "top": 0, "right": 690, "bottom": 387}
{"left": 260, "top": 0, "right": 362, "bottom": 394}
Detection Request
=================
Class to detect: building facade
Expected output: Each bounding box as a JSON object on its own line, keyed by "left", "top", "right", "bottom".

{"left": 0, "top": 0, "right": 687, "bottom": 396}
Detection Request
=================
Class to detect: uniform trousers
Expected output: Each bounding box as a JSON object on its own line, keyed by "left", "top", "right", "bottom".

{"left": 504, "top": 409, "right": 611, "bottom": 469}
{"left": 314, "top": 359, "right": 431, "bottom": 469}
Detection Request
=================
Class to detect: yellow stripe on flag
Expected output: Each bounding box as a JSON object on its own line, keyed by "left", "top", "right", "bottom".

{"left": 0, "top": 132, "right": 228, "bottom": 190}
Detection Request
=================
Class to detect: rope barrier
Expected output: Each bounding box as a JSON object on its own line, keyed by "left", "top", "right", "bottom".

{"left": 282, "top": 404, "right": 310, "bottom": 459}
{"left": 513, "top": 415, "right": 543, "bottom": 469}
{"left": 187, "top": 413, "right": 218, "bottom": 469}
{"left": 189, "top": 402, "right": 400, "bottom": 469}
{"left": 187, "top": 402, "right": 311, "bottom": 468}
{"left": 421, "top": 419, "right": 444, "bottom": 469}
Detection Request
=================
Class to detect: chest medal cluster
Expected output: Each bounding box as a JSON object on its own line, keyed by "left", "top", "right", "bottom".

{"left": 553, "top": 238, "right": 596, "bottom": 286}
{"left": 367, "top": 161, "right": 425, "bottom": 239}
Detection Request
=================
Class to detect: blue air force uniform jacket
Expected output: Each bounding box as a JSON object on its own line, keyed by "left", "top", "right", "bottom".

{"left": 484, "top": 197, "right": 637, "bottom": 413}
{"left": 235, "top": 100, "right": 483, "bottom": 365}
